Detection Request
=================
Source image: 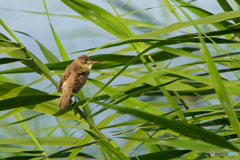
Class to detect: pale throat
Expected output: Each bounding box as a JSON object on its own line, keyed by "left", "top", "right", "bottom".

{"left": 86, "top": 64, "right": 93, "bottom": 70}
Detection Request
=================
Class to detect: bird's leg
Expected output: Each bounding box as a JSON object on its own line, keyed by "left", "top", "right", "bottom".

{"left": 71, "top": 96, "right": 77, "bottom": 106}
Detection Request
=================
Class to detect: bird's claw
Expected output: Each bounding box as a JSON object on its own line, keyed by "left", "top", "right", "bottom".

{"left": 71, "top": 100, "right": 76, "bottom": 106}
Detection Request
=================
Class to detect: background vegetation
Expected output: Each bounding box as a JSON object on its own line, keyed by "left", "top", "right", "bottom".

{"left": 1, "top": 0, "right": 240, "bottom": 159}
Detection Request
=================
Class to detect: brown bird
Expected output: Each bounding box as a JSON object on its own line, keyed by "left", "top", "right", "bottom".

{"left": 58, "top": 55, "right": 99, "bottom": 109}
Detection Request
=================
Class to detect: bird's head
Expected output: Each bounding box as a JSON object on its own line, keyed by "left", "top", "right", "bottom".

{"left": 77, "top": 55, "right": 99, "bottom": 70}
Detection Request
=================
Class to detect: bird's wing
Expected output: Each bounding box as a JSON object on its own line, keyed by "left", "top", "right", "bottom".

{"left": 72, "top": 71, "right": 89, "bottom": 93}
{"left": 58, "top": 68, "right": 72, "bottom": 92}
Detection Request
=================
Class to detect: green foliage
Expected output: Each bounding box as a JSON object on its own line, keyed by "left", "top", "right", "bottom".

{"left": 1, "top": 0, "right": 240, "bottom": 159}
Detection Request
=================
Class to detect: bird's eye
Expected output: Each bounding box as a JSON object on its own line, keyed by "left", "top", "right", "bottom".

{"left": 80, "top": 57, "right": 83, "bottom": 59}
{"left": 84, "top": 62, "right": 87, "bottom": 64}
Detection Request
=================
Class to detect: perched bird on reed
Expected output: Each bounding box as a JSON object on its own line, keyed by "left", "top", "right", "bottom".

{"left": 58, "top": 55, "right": 99, "bottom": 109}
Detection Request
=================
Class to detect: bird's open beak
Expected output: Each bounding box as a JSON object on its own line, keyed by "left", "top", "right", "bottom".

{"left": 90, "top": 61, "right": 99, "bottom": 64}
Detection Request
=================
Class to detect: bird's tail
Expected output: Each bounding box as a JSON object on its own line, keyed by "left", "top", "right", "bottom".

{"left": 59, "top": 88, "right": 71, "bottom": 109}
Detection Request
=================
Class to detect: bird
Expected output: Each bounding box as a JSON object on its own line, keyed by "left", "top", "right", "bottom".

{"left": 58, "top": 55, "right": 99, "bottom": 109}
